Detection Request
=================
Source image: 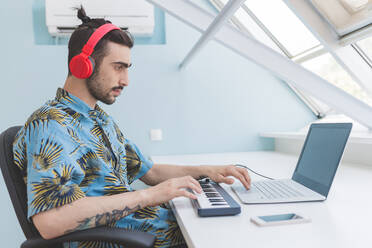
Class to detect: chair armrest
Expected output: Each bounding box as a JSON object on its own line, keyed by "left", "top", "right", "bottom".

{"left": 21, "top": 227, "right": 155, "bottom": 248}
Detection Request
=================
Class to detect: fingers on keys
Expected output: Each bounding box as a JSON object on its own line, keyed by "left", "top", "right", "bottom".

{"left": 176, "top": 176, "right": 202, "bottom": 199}
{"left": 230, "top": 166, "right": 251, "bottom": 190}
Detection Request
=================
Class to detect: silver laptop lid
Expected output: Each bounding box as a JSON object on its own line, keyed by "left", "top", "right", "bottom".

{"left": 292, "top": 123, "right": 352, "bottom": 197}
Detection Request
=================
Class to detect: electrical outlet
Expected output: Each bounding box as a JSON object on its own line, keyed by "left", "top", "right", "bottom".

{"left": 150, "top": 129, "right": 162, "bottom": 141}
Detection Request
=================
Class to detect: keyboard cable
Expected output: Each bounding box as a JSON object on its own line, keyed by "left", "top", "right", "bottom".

{"left": 234, "top": 164, "right": 275, "bottom": 180}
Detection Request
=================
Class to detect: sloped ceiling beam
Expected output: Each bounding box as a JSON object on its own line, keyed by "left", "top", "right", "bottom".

{"left": 179, "top": 0, "right": 247, "bottom": 69}
{"left": 146, "top": 0, "right": 372, "bottom": 129}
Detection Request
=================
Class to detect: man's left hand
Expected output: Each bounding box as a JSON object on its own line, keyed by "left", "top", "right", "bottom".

{"left": 202, "top": 165, "right": 251, "bottom": 190}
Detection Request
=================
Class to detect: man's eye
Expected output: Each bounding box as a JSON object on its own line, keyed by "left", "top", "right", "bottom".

{"left": 115, "top": 65, "right": 124, "bottom": 70}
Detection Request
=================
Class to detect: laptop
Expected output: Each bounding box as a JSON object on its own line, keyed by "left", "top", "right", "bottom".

{"left": 232, "top": 123, "right": 352, "bottom": 204}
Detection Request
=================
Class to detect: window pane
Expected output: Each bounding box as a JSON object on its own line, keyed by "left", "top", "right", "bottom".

{"left": 302, "top": 53, "right": 372, "bottom": 107}
{"left": 244, "top": 0, "right": 320, "bottom": 57}
{"left": 356, "top": 36, "right": 372, "bottom": 63}
{"left": 216, "top": 1, "right": 288, "bottom": 56}
{"left": 215, "top": 0, "right": 317, "bottom": 57}
{"left": 234, "top": 7, "right": 254, "bottom": 31}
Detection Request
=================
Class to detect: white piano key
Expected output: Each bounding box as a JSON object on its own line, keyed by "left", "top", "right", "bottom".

{"left": 195, "top": 184, "right": 230, "bottom": 209}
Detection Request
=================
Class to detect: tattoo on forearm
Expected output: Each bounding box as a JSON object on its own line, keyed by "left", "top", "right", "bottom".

{"left": 64, "top": 204, "right": 141, "bottom": 234}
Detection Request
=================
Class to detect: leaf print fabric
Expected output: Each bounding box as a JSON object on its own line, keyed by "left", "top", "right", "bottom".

{"left": 13, "top": 88, "right": 186, "bottom": 248}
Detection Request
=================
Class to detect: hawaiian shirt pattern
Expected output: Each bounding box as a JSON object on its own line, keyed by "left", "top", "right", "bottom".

{"left": 13, "top": 88, "right": 185, "bottom": 248}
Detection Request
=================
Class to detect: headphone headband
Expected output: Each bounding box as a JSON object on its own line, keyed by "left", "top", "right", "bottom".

{"left": 81, "top": 23, "right": 120, "bottom": 56}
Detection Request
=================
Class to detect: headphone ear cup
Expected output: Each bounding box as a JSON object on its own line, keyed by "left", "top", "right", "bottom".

{"left": 69, "top": 54, "right": 94, "bottom": 79}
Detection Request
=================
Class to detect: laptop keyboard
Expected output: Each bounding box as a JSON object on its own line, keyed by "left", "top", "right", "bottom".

{"left": 255, "top": 181, "right": 304, "bottom": 199}
{"left": 237, "top": 180, "right": 305, "bottom": 200}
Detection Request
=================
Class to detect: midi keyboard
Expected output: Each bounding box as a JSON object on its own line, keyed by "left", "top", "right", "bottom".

{"left": 189, "top": 179, "right": 241, "bottom": 217}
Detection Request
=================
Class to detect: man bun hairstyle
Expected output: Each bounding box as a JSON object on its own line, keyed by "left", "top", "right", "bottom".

{"left": 77, "top": 7, "right": 91, "bottom": 24}
{"left": 67, "top": 6, "right": 134, "bottom": 76}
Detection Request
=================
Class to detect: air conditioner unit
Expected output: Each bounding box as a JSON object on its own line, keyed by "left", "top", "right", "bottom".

{"left": 45, "top": 0, "right": 155, "bottom": 37}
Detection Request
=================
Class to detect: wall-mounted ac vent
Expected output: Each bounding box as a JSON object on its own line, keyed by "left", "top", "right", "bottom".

{"left": 45, "top": 0, "right": 155, "bottom": 37}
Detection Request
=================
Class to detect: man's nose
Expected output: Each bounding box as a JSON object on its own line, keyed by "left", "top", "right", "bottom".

{"left": 119, "top": 80, "right": 128, "bottom": 87}
{"left": 119, "top": 72, "right": 129, "bottom": 86}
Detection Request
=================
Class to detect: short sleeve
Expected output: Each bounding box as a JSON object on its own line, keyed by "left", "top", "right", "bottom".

{"left": 25, "top": 120, "right": 86, "bottom": 219}
{"left": 124, "top": 138, "right": 153, "bottom": 184}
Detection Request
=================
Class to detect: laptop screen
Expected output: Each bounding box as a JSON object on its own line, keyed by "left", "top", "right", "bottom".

{"left": 292, "top": 123, "right": 352, "bottom": 197}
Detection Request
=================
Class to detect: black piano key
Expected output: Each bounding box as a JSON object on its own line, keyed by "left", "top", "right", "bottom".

{"left": 203, "top": 189, "right": 217, "bottom": 192}
{"left": 209, "top": 199, "right": 226, "bottom": 202}
{"left": 205, "top": 193, "right": 220, "bottom": 198}
{"left": 211, "top": 203, "right": 228, "bottom": 206}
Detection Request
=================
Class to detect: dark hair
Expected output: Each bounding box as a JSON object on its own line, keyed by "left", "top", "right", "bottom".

{"left": 67, "top": 6, "right": 134, "bottom": 76}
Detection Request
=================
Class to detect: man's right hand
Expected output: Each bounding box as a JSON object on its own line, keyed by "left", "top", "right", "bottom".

{"left": 141, "top": 176, "right": 203, "bottom": 207}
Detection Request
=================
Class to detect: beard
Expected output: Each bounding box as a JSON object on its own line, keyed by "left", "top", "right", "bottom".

{"left": 86, "top": 70, "right": 116, "bottom": 105}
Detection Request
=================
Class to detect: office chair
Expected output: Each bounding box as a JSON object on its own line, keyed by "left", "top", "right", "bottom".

{"left": 0, "top": 126, "right": 155, "bottom": 248}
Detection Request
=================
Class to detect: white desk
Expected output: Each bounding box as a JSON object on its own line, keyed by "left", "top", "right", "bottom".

{"left": 152, "top": 151, "right": 372, "bottom": 248}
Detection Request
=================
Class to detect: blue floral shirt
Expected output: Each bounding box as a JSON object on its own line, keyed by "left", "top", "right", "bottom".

{"left": 13, "top": 88, "right": 185, "bottom": 248}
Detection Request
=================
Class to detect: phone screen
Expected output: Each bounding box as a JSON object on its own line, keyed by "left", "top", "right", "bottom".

{"left": 258, "top": 213, "right": 301, "bottom": 222}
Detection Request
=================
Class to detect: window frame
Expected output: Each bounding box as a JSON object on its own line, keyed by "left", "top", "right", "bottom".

{"left": 352, "top": 42, "right": 372, "bottom": 69}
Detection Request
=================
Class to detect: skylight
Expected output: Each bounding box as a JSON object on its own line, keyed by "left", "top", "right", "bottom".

{"left": 243, "top": 0, "right": 320, "bottom": 57}
{"left": 310, "top": 0, "right": 372, "bottom": 37}
{"left": 209, "top": 0, "right": 372, "bottom": 116}
{"left": 212, "top": 0, "right": 322, "bottom": 58}
{"left": 301, "top": 53, "right": 372, "bottom": 107}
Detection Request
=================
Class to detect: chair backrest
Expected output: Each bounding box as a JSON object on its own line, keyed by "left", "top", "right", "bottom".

{"left": 0, "top": 126, "right": 41, "bottom": 239}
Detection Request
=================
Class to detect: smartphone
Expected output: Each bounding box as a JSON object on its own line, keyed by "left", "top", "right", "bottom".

{"left": 250, "top": 213, "right": 311, "bottom": 226}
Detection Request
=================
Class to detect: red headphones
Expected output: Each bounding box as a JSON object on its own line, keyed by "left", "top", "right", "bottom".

{"left": 69, "top": 23, "right": 120, "bottom": 79}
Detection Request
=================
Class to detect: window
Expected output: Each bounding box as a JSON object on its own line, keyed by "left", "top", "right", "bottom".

{"left": 216, "top": 0, "right": 321, "bottom": 58}
{"left": 310, "top": 0, "right": 372, "bottom": 37}
{"left": 243, "top": 0, "right": 320, "bottom": 57}
{"left": 302, "top": 53, "right": 372, "bottom": 107}
{"left": 209, "top": 0, "right": 372, "bottom": 115}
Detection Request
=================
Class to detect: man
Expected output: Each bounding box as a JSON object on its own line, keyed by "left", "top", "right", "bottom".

{"left": 13, "top": 7, "right": 251, "bottom": 248}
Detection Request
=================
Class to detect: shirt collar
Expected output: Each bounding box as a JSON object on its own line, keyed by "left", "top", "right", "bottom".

{"left": 55, "top": 88, "right": 109, "bottom": 124}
